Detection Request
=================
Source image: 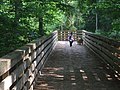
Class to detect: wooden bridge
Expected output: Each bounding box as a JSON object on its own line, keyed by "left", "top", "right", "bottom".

{"left": 0, "top": 30, "right": 120, "bottom": 90}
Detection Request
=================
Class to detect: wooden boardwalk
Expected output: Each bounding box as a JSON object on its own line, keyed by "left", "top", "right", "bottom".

{"left": 34, "top": 41, "right": 120, "bottom": 90}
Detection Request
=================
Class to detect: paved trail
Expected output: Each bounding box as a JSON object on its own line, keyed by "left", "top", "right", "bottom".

{"left": 34, "top": 41, "right": 120, "bottom": 90}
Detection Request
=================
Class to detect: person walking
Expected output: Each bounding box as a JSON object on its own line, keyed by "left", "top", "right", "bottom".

{"left": 68, "top": 32, "right": 74, "bottom": 47}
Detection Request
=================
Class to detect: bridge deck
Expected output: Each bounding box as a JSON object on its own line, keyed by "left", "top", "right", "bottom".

{"left": 34, "top": 41, "right": 120, "bottom": 90}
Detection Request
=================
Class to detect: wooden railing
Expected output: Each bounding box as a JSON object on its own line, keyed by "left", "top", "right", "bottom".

{"left": 82, "top": 30, "right": 120, "bottom": 75}
{"left": 58, "top": 30, "right": 82, "bottom": 41}
{"left": 0, "top": 31, "right": 58, "bottom": 90}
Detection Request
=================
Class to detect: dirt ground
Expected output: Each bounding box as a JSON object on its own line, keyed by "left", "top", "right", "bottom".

{"left": 34, "top": 41, "right": 120, "bottom": 90}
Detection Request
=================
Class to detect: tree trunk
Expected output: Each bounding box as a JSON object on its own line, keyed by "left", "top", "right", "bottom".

{"left": 14, "top": 0, "right": 21, "bottom": 30}
{"left": 39, "top": 16, "right": 44, "bottom": 36}
{"left": 95, "top": 13, "right": 98, "bottom": 32}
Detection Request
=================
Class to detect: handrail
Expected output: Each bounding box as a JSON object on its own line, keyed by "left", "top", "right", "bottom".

{"left": 58, "top": 30, "right": 82, "bottom": 41}
{"left": 0, "top": 31, "right": 58, "bottom": 90}
{"left": 82, "top": 30, "right": 120, "bottom": 76}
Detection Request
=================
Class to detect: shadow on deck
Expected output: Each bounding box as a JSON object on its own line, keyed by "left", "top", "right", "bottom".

{"left": 34, "top": 41, "right": 120, "bottom": 90}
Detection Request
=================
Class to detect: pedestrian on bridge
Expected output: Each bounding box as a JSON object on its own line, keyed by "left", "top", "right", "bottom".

{"left": 68, "top": 32, "right": 74, "bottom": 47}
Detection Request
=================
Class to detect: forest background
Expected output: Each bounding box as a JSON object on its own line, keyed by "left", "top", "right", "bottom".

{"left": 0, "top": 0, "right": 120, "bottom": 57}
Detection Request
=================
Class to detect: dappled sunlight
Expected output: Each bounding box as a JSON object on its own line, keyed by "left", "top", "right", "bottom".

{"left": 35, "top": 82, "right": 55, "bottom": 90}
{"left": 42, "top": 73, "right": 64, "bottom": 78}
{"left": 79, "top": 69, "right": 88, "bottom": 81}
{"left": 58, "top": 41, "right": 67, "bottom": 45}
{"left": 70, "top": 69, "right": 74, "bottom": 73}
{"left": 93, "top": 73, "right": 101, "bottom": 81}
{"left": 33, "top": 41, "right": 120, "bottom": 90}
{"left": 71, "top": 77, "right": 75, "bottom": 81}
{"left": 43, "top": 67, "right": 64, "bottom": 71}
{"left": 34, "top": 65, "right": 120, "bottom": 90}
{"left": 71, "top": 83, "right": 76, "bottom": 86}
{"left": 105, "top": 74, "right": 113, "bottom": 81}
{"left": 80, "top": 69, "right": 85, "bottom": 73}
{"left": 71, "top": 75, "right": 75, "bottom": 78}
{"left": 82, "top": 75, "right": 88, "bottom": 81}
{"left": 56, "top": 41, "right": 78, "bottom": 49}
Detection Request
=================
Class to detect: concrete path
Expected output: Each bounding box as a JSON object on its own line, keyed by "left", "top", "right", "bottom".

{"left": 34, "top": 41, "right": 120, "bottom": 90}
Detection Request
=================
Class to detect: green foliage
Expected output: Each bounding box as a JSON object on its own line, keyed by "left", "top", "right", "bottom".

{"left": 0, "top": 0, "right": 69, "bottom": 57}
{"left": 77, "top": 0, "right": 120, "bottom": 40}
{"left": 0, "top": 0, "right": 120, "bottom": 57}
